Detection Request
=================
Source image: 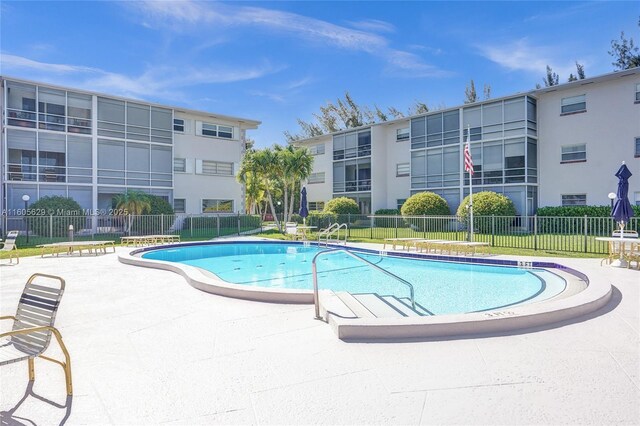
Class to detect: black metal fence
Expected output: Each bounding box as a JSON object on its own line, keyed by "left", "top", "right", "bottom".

{"left": 1, "top": 214, "right": 262, "bottom": 248}
{"left": 297, "top": 214, "right": 640, "bottom": 255}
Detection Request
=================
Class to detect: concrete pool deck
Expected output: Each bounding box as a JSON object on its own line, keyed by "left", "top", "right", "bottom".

{"left": 0, "top": 237, "right": 638, "bottom": 424}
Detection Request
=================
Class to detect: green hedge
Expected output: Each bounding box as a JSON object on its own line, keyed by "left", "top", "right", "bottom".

{"left": 536, "top": 205, "right": 639, "bottom": 234}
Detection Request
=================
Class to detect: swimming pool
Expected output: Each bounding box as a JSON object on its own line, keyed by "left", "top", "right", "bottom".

{"left": 141, "top": 242, "right": 566, "bottom": 315}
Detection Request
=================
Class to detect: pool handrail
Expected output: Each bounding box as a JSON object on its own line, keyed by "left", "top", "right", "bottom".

{"left": 311, "top": 248, "right": 416, "bottom": 320}
{"left": 317, "top": 223, "right": 339, "bottom": 240}
{"left": 318, "top": 223, "right": 348, "bottom": 246}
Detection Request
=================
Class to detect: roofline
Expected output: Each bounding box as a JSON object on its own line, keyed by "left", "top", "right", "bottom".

{"left": 0, "top": 75, "right": 262, "bottom": 129}
{"left": 293, "top": 91, "right": 535, "bottom": 144}
{"left": 530, "top": 66, "right": 639, "bottom": 95}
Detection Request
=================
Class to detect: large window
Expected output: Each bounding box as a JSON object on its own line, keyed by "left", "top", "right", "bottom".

{"left": 308, "top": 172, "right": 325, "bottom": 184}
{"left": 202, "top": 199, "right": 234, "bottom": 212}
{"left": 562, "top": 194, "right": 587, "bottom": 206}
{"left": 561, "top": 144, "right": 586, "bottom": 162}
{"left": 411, "top": 110, "right": 460, "bottom": 150}
{"left": 173, "top": 198, "right": 186, "bottom": 213}
{"left": 174, "top": 158, "right": 186, "bottom": 173}
{"left": 308, "top": 144, "right": 325, "bottom": 155}
{"left": 308, "top": 201, "right": 325, "bottom": 211}
{"left": 396, "top": 163, "right": 410, "bottom": 177}
{"left": 199, "top": 160, "right": 233, "bottom": 176}
{"left": 561, "top": 95, "right": 586, "bottom": 114}
{"left": 333, "top": 129, "right": 370, "bottom": 160}
{"left": 200, "top": 123, "right": 234, "bottom": 139}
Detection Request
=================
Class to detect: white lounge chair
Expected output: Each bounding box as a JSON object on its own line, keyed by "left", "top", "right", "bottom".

{"left": 1, "top": 230, "right": 20, "bottom": 264}
{"left": 0, "top": 273, "right": 72, "bottom": 395}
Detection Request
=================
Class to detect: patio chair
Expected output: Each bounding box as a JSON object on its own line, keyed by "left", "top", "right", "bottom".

{"left": 1, "top": 230, "right": 20, "bottom": 264}
{"left": 0, "top": 273, "right": 72, "bottom": 395}
{"left": 611, "top": 229, "right": 639, "bottom": 238}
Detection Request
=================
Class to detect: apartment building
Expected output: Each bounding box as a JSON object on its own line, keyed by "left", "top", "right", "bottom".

{"left": 1, "top": 77, "right": 260, "bottom": 215}
{"left": 295, "top": 68, "right": 640, "bottom": 215}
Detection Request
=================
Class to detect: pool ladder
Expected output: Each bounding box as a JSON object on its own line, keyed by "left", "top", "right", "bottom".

{"left": 311, "top": 248, "right": 416, "bottom": 320}
{"left": 317, "top": 223, "right": 348, "bottom": 246}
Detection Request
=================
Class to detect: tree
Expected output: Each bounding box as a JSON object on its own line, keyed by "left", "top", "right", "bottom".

{"left": 543, "top": 65, "right": 559, "bottom": 87}
{"left": 324, "top": 197, "right": 360, "bottom": 214}
{"left": 252, "top": 148, "right": 283, "bottom": 231}
{"left": 568, "top": 62, "right": 586, "bottom": 82}
{"left": 113, "top": 191, "right": 152, "bottom": 234}
{"left": 237, "top": 149, "right": 266, "bottom": 215}
{"left": 284, "top": 147, "right": 314, "bottom": 223}
{"left": 609, "top": 21, "right": 640, "bottom": 70}
{"left": 464, "top": 79, "right": 477, "bottom": 104}
{"left": 483, "top": 83, "right": 492, "bottom": 100}
{"left": 285, "top": 92, "right": 431, "bottom": 142}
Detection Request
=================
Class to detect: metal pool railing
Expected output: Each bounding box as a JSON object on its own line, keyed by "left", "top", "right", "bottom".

{"left": 311, "top": 248, "right": 416, "bottom": 320}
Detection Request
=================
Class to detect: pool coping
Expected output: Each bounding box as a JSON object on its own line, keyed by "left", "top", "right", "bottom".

{"left": 118, "top": 240, "right": 612, "bottom": 340}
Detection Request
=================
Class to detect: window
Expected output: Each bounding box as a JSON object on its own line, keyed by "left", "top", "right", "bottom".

{"left": 308, "top": 172, "right": 325, "bottom": 184}
{"left": 636, "top": 137, "right": 640, "bottom": 157}
{"left": 173, "top": 198, "right": 185, "bottom": 213}
{"left": 636, "top": 83, "right": 640, "bottom": 102}
{"left": 202, "top": 199, "right": 233, "bottom": 213}
{"left": 308, "top": 144, "right": 325, "bottom": 155}
{"left": 173, "top": 119, "right": 185, "bottom": 132}
{"left": 397, "top": 128, "right": 409, "bottom": 141}
{"left": 201, "top": 122, "right": 233, "bottom": 139}
{"left": 561, "top": 144, "right": 586, "bottom": 162}
{"left": 308, "top": 201, "right": 325, "bottom": 211}
{"left": 561, "top": 95, "right": 586, "bottom": 114}
{"left": 562, "top": 194, "right": 587, "bottom": 206}
{"left": 200, "top": 160, "right": 233, "bottom": 176}
{"left": 396, "top": 163, "right": 410, "bottom": 177}
{"left": 397, "top": 199, "right": 406, "bottom": 210}
{"left": 173, "top": 158, "right": 186, "bottom": 173}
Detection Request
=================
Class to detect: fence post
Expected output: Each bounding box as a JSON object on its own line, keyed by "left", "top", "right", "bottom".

{"left": 583, "top": 215, "right": 588, "bottom": 253}
{"left": 534, "top": 215, "right": 538, "bottom": 251}
{"left": 491, "top": 215, "right": 495, "bottom": 247}
{"left": 237, "top": 213, "right": 241, "bottom": 235}
{"left": 395, "top": 216, "right": 398, "bottom": 239}
{"left": 49, "top": 214, "right": 53, "bottom": 239}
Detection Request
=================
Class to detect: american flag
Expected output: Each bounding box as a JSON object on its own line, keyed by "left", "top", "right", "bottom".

{"left": 464, "top": 142, "right": 474, "bottom": 176}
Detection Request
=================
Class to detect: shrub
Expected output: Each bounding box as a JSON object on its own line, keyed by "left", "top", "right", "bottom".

{"left": 400, "top": 192, "right": 450, "bottom": 231}
{"left": 535, "top": 205, "right": 640, "bottom": 234}
{"left": 324, "top": 197, "right": 360, "bottom": 215}
{"left": 25, "top": 196, "right": 86, "bottom": 237}
{"left": 401, "top": 192, "right": 450, "bottom": 216}
{"left": 146, "top": 195, "right": 174, "bottom": 215}
{"left": 456, "top": 191, "right": 516, "bottom": 233}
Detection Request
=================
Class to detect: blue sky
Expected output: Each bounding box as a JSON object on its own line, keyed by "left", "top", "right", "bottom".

{"left": 1, "top": 1, "right": 638, "bottom": 147}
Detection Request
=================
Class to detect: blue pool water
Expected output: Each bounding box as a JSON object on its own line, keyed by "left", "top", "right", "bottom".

{"left": 142, "top": 242, "right": 566, "bottom": 315}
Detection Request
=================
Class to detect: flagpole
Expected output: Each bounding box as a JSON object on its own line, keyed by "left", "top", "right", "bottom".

{"left": 467, "top": 125, "right": 474, "bottom": 242}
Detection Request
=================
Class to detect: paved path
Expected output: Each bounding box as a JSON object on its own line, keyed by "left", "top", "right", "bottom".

{"left": 0, "top": 239, "right": 638, "bottom": 425}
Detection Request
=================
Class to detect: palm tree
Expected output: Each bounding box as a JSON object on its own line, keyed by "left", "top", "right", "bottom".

{"left": 285, "top": 147, "right": 314, "bottom": 223}
{"left": 237, "top": 150, "right": 266, "bottom": 215}
{"left": 252, "top": 148, "right": 283, "bottom": 231}
{"left": 113, "top": 191, "right": 151, "bottom": 234}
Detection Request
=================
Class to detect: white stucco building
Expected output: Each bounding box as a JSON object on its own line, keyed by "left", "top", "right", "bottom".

{"left": 0, "top": 77, "right": 260, "bottom": 215}
{"left": 295, "top": 68, "right": 640, "bottom": 215}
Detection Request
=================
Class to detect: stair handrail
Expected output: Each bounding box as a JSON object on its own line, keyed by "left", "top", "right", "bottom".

{"left": 311, "top": 248, "right": 416, "bottom": 320}
{"left": 318, "top": 223, "right": 348, "bottom": 246}
{"left": 317, "top": 223, "right": 339, "bottom": 239}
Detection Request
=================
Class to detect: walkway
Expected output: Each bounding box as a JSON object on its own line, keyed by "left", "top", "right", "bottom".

{"left": 0, "top": 239, "right": 638, "bottom": 424}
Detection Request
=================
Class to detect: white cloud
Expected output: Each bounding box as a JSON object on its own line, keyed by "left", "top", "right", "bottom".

{"left": 0, "top": 53, "right": 281, "bottom": 99}
{"left": 129, "top": 1, "right": 446, "bottom": 78}
{"left": 347, "top": 19, "right": 396, "bottom": 34}
{"left": 478, "top": 38, "right": 584, "bottom": 78}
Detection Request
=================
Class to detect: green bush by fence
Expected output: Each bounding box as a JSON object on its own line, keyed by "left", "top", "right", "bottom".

{"left": 25, "top": 196, "right": 86, "bottom": 237}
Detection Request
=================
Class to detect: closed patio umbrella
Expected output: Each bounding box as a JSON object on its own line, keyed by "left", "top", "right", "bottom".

{"left": 612, "top": 162, "right": 634, "bottom": 230}
{"left": 610, "top": 162, "right": 634, "bottom": 267}
{"left": 299, "top": 187, "right": 309, "bottom": 226}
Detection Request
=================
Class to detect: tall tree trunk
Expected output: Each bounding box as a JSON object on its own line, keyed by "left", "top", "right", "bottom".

{"left": 266, "top": 191, "right": 281, "bottom": 231}
{"left": 288, "top": 180, "right": 296, "bottom": 221}
{"left": 283, "top": 185, "right": 289, "bottom": 225}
